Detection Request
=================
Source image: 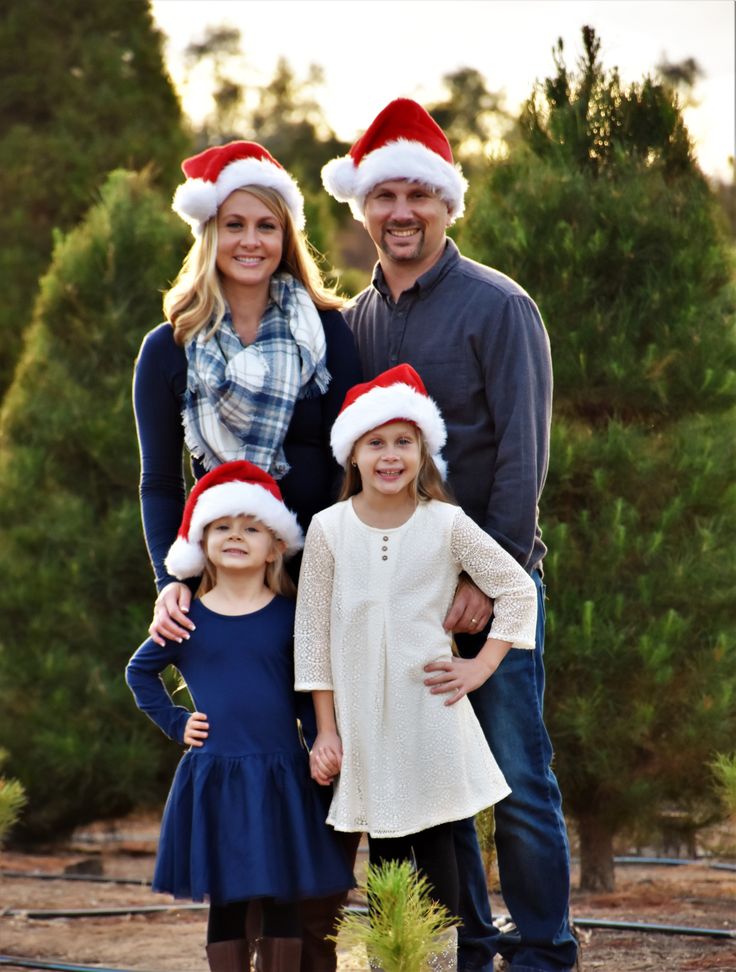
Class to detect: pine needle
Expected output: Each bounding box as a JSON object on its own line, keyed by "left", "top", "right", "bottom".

{"left": 0, "top": 749, "right": 27, "bottom": 845}
{"left": 331, "top": 860, "right": 459, "bottom": 972}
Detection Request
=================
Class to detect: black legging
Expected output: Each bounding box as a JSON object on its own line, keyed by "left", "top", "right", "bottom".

{"left": 368, "top": 821, "right": 459, "bottom": 916}
{"left": 207, "top": 897, "right": 300, "bottom": 944}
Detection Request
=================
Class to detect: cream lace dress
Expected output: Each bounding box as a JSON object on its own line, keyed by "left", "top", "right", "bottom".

{"left": 294, "top": 499, "right": 537, "bottom": 838}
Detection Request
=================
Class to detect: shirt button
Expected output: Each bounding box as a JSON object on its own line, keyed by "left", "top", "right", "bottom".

{"left": 383, "top": 536, "right": 389, "bottom": 541}
{"left": 381, "top": 546, "right": 388, "bottom": 551}
{"left": 382, "top": 555, "right": 388, "bottom": 561}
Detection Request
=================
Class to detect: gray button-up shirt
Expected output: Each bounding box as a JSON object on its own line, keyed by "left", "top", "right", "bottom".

{"left": 344, "top": 239, "right": 552, "bottom": 573}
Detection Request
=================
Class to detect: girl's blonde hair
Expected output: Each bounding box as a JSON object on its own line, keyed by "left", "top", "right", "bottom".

{"left": 195, "top": 520, "right": 296, "bottom": 599}
{"left": 164, "top": 185, "right": 343, "bottom": 346}
{"left": 338, "top": 425, "right": 453, "bottom": 504}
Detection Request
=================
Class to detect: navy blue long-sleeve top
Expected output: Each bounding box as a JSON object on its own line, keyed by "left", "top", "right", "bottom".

{"left": 133, "top": 310, "right": 362, "bottom": 591}
{"left": 125, "top": 596, "right": 316, "bottom": 751}
{"left": 345, "top": 239, "right": 552, "bottom": 574}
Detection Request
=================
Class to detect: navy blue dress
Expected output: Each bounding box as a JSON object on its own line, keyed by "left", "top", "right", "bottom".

{"left": 125, "top": 595, "right": 353, "bottom": 905}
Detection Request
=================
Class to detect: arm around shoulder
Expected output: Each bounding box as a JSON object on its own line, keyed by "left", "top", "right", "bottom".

{"left": 132, "top": 324, "right": 189, "bottom": 591}
{"left": 450, "top": 509, "right": 537, "bottom": 649}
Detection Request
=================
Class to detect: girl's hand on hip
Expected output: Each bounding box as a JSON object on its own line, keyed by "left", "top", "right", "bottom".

{"left": 423, "top": 656, "right": 496, "bottom": 706}
{"left": 184, "top": 711, "right": 209, "bottom": 747}
{"left": 149, "top": 581, "right": 195, "bottom": 646}
{"left": 310, "top": 730, "right": 343, "bottom": 786}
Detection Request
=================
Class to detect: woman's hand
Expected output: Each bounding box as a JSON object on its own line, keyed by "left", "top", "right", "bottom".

{"left": 443, "top": 574, "right": 493, "bottom": 635}
{"left": 149, "top": 582, "right": 195, "bottom": 646}
{"left": 310, "top": 730, "right": 343, "bottom": 786}
{"left": 183, "top": 711, "right": 209, "bottom": 747}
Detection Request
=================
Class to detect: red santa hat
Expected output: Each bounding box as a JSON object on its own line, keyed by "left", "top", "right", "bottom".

{"left": 331, "top": 364, "right": 447, "bottom": 475}
{"left": 172, "top": 140, "right": 305, "bottom": 236}
{"left": 165, "top": 460, "right": 303, "bottom": 579}
{"left": 321, "top": 99, "right": 468, "bottom": 224}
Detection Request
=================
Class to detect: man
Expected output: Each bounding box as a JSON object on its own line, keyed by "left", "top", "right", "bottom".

{"left": 321, "top": 99, "right": 578, "bottom": 972}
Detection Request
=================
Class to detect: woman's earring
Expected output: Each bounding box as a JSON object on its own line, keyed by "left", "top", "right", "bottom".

{"left": 350, "top": 459, "right": 357, "bottom": 467}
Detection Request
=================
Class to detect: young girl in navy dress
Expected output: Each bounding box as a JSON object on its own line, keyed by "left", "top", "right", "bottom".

{"left": 126, "top": 460, "right": 353, "bottom": 971}
{"left": 294, "top": 365, "right": 538, "bottom": 970}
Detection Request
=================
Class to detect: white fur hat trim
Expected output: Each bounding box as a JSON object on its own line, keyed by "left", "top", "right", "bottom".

{"left": 164, "top": 481, "right": 303, "bottom": 579}
{"left": 172, "top": 157, "right": 305, "bottom": 236}
{"left": 322, "top": 139, "right": 467, "bottom": 224}
{"left": 330, "top": 383, "right": 447, "bottom": 468}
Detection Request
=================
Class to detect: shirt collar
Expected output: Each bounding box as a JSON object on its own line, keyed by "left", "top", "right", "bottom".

{"left": 371, "top": 238, "right": 460, "bottom": 301}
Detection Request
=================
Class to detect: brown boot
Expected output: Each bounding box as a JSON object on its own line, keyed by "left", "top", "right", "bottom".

{"left": 300, "top": 831, "right": 361, "bottom": 972}
{"left": 299, "top": 889, "right": 347, "bottom": 971}
{"left": 258, "top": 936, "right": 302, "bottom": 971}
{"left": 206, "top": 938, "right": 251, "bottom": 971}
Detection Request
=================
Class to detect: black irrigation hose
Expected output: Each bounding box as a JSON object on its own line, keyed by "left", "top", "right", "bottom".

{"left": 2, "top": 904, "right": 206, "bottom": 919}
{"left": 0, "top": 959, "right": 163, "bottom": 972}
{"left": 616, "top": 857, "right": 736, "bottom": 873}
{"left": 3, "top": 903, "right": 734, "bottom": 941}
{"left": 1, "top": 913, "right": 734, "bottom": 972}
{"left": 572, "top": 917, "right": 736, "bottom": 939}
{"left": 1, "top": 872, "right": 151, "bottom": 887}
{"left": 4, "top": 853, "right": 731, "bottom": 891}
{"left": 70, "top": 833, "right": 159, "bottom": 844}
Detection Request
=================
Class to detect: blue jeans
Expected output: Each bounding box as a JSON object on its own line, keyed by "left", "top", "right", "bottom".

{"left": 454, "top": 572, "right": 577, "bottom": 971}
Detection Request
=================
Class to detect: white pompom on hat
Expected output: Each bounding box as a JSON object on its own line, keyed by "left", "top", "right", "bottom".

{"left": 330, "top": 364, "right": 447, "bottom": 475}
{"left": 165, "top": 460, "right": 303, "bottom": 580}
{"left": 321, "top": 98, "right": 468, "bottom": 224}
{"left": 172, "top": 140, "right": 305, "bottom": 236}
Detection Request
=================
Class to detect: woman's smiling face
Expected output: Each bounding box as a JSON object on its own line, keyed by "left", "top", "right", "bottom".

{"left": 215, "top": 190, "right": 284, "bottom": 292}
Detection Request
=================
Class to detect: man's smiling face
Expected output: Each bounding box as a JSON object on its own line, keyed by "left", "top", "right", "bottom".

{"left": 363, "top": 179, "right": 450, "bottom": 271}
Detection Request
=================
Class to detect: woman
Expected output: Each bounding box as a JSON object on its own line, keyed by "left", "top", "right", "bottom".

{"left": 134, "top": 140, "right": 361, "bottom": 643}
{"left": 133, "top": 140, "right": 362, "bottom": 971}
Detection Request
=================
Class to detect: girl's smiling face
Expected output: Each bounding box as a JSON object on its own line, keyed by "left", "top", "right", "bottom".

{"left": 204, "top": 514, "right": 277, "bottom": 575}
{"left": 351, "top": 421, "right": 421, "bottom": 500}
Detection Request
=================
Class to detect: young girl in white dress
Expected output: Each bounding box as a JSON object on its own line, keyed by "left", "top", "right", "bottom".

{"left": 294, "top": 364, "right": 538, "bottom": 967}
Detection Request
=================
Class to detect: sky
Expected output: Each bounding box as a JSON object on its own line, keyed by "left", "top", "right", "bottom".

{"left": 150, "top": 0, "right": 735, "bottom": 181}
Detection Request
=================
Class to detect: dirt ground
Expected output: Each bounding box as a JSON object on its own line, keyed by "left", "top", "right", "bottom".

{"left": 1, "top": 812, "right": 735, "bottom": 972}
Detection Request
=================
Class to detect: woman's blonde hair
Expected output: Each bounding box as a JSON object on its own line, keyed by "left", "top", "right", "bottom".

{"left": 338, "top": 426, "right": 453, "bottom": 504}
{"left": 164, "top": 185, "right": 343, "bottom": 346}
{"left": 195, "top": 521, "right": 296, "bottom": 599}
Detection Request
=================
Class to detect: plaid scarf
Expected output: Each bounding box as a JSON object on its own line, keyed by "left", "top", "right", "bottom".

{"left": 182, "top": 274, "right": 331, "bottom": 477}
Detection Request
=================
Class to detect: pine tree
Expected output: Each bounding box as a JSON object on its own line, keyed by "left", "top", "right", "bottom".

{"left": 0, "top": 170, "right": 189, "bottom": 838}
{"left": 333, "top": 860, "right": 458, "bottom": 972}
{"left": 457, "top": 27, "right": 736, "bottom": 890}
{"left": 0, "top": 750, "right": 26, "bottom": 845}
{"left": 0, "top": 0, "right": 188, "bottom": 392}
